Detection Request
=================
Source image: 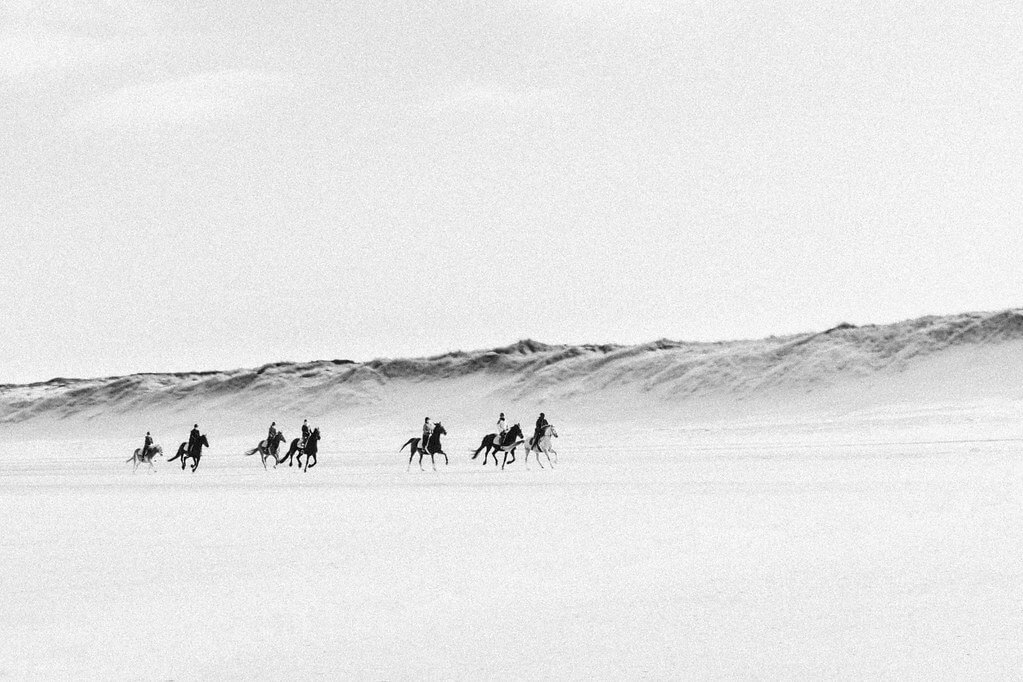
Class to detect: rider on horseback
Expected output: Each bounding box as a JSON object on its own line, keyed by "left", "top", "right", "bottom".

{"left": 268, "top": 421, "right": 277, "bottom": 443}
{"left": 422, "top": 417, "right": 433, "bottom": 452}
{"left": 497, "top": 413, "right": 507, "bottom": 445}
{"left": 188, "top": 424, "right": 200, "bottom": 455}
{"left": 141, "top": 431, "right": 153, "bottom": 460}
{"left": 301, "top": 419, "right": 310, "bottom": 449}
{"left": 532, "top": 412, "right": 548, "bottom": 447}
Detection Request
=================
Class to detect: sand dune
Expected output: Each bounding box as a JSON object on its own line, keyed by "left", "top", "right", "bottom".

{"left": 4, "top": 308, "right": 1023, "bottom": 436}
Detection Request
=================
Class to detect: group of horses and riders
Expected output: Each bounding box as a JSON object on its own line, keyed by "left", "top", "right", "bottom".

{"left": 470, "top": 412, "right": 558, "bottom": 470}
{"left": 244, "top": 419, "right": 322, "bottom": 471}
{"left": 401, "top": 412, "right": 558, "bottom": 471}
{"left": 128, "top": 412, "right": 558, "bottom": 473}
{"left": 127, "top": 424, "right": 209, "bottom": 473}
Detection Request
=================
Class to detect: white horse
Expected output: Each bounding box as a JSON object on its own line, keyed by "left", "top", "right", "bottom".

{"left": 525, "top": 424, "right": 558, "bottom": 469}
{"left": 126, "top": 444, "right": 163, "bottom": 473}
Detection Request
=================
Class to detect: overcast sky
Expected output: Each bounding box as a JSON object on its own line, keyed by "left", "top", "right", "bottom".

{"left": 3, "top": 1, "right": 1022, "bottom": 382}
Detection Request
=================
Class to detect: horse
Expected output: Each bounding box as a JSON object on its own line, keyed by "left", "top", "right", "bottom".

{"left": 301, "top": 428, "right": 321, "bottom": 472}
{"left": 400, "top": 422, "right": 448, "bottom": 471}
{"left": 168, "top": 434, "right": 209, "bottom": 472}
{"left": 244, "top": 431, "right": 287, "bottom": 470}
{"left": 126, "top": 444, "right": 163, "bottom": 473}
{"left": 524, "top": 424, "right": 558, "bottom": 469}
{"left": 471, "top": 423, "right": 524, "bottom": 469}
{"left": 278, "top": 437, "right": 305, "bottom": 468}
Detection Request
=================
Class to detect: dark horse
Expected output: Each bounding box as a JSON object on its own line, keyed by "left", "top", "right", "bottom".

{"left": 168, "top": 434, "right": 209, "bottom": 472}
{"left": 244, "top": 431, "right": 287, "bottom": 470}
{"left": 278, "top": 428, "right": 321, "bottom": 471}
{"left": 400, "top": 422, "right": 448, "bottom": 471}
{"left": 301, "top": 428, "right": 321, "bottom": 472}
{"left": 471, "top": 423, "right": 524, "bottom": 469}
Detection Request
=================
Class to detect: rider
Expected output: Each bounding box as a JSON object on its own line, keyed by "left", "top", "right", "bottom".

{"left": 496, "top": 413, "right": 507, "bottom": 445}
{"left": 422, "top": 417, "right": 433, "bottom": 452}
{"left": 141, "top": 431, "right": 153, "bottom": 459}
{"left": 301, "top": 419, "right": 310, "bottom": 449}
{"left": 267, "top": 421, "right": 278, "bottom": 453}
{"left": 532, "top": 412, "right": 548, "bottom": 447}
{"left": 188, "top": 424, "right": 200, "bottom": 452}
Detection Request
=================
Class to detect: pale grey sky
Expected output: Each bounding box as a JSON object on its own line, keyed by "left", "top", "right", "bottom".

{"left": 3, "top": 1, "right": 1022, "bottom": 383}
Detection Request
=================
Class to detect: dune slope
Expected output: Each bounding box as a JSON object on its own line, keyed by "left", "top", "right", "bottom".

{"left": 3, "top": 309, "right": 1023, "bottom": 435}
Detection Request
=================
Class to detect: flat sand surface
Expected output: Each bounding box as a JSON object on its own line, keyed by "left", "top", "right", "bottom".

{"left": 2, "top": 419, "right": 1022, "bottom": 679}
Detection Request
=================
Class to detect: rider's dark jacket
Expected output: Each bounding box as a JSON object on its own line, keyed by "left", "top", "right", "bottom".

{"left": 188, "top": 428, "right": 200, "bottom": 452}
{"left": 142, "top": 434, "right": 153, "bottom": 455}
{"left": 533, "top": 416, "right": 548, "bottom": 442}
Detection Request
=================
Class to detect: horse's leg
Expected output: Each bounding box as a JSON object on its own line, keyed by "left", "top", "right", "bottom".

{"left": 430, "top": 452, "right": 436, "bottom": 471}
{"left": 501, "top": 449, "right": 507, "bottom": 470}
{"left": 535, "top": 446, "right": 544, "bottom": 469}
{"left": 544, "top": 447, "right": 553, "bottom": 468}
{"left": 506, "top": 447, "right": 515, "bottom": 466}
{"left": 407, "top": 449, "right": 414, "bottom": 471}
{"left": 418, "top": 451, "right": 425, "bottom": 471}
{"left": 440, "top": 449, "right": 448, "bottom": 466}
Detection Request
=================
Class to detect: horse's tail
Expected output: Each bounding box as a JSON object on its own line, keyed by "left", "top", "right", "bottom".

{"left": 400, "top": 438, "right": 417, "bottom": 453}
{"left": 472, "top": 436, "right": 492, "bottom": 457}
{"left": 243, "top": 447, "right": 259, "bottom": 456}
{"left": 126, "top": 452, "right": 137, "bottom": 463}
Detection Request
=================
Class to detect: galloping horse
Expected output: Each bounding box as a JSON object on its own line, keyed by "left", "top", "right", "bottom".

{"left": 126, "top": 444, "right": 163, "bottom": 473}
{"left": 525, "top": 424, "right": 558, "bottom": 469}
{"left": 301, "top": 428, "right": 321, "bottom": 472}
{"left": 168, "top": 434, "right": 209, "bottom": 472}
{"left": 400, "top": 422, "right": 449, "bottom": 471}
{"left": 244, "top": 431, "right": 287, "bottom": 470}
{"left": 471, "top": 423, "right": 524, "bottom": 469}
{"left": 278, "top": 436, "right": 308, "bottom": 468}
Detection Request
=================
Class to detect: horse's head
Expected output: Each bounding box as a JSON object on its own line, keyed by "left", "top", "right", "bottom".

{"left": 547, "top": 424, "right": 558, "bottom": 438}
{"left": 509, "top": 423, "right": 523, "bottom": 439}
{"left": 276, "top": 431, "right": 286, "bottom": 444}
{"left": 200, "top": 434, "right": 210, "bottom": 448}
{"left": 312, "top": 427, "right": 321, "bottom": 438}
{"left": 434, "top": 422, "right": 446, "bottom": 436}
